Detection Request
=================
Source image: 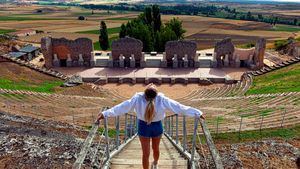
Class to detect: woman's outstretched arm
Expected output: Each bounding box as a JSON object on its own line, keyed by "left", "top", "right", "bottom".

{"left": 162, "top": 95, "right": 204, "bottom": 118}
{"left": 97, "top": 93, "right": 138, "bottom": 121}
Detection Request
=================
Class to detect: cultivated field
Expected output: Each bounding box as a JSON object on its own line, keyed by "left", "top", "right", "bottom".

{"left": 1, "top": 4, "right": 299, "bottom": 50}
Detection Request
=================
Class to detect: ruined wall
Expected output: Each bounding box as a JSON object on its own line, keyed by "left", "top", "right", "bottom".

{"left": 41, "top": 37, "right": 93, "bottom": 68}
{"left": 253, "top": 38, "right": 266, "bottom": 69}
{"left": 165, "top": 40, "right": 197, "bottom": 61}
{"left": 214, "top": 38, "right": 235, "bottom": 67}
{"left": 41, "top": 37, "right": 53, "bottom": 68}
{"left": 111, "top": 37, "right": 143, "bottom": 61}
{"left": 234, "top": 48, "right": 255, "bottom": 61}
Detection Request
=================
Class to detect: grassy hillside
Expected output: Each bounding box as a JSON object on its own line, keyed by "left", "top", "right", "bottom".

{"left": 0, "top": 62, "right": 63, "bottom": 93}
{"left": 0, "top": 62, "right": 108, "bottom": 97}
{"left": 247, "top": 63, "right": 300, "bottom": 95}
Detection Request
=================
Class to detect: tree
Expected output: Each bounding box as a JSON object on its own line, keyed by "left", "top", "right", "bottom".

{"left": 119, "top": 24, "right": 126, "bottom": 38}
{"left": 258, "top": 14, "right": 263, "bottom": 20}
{"left": 165, "top": 18, "right": 186, "bottom": 39}
{"left": 152, "top": 5, "right": 162, "bottom": 32}
{"left": 294, "top": 19, "right": 298, "bottom": 26}
{"left": 144, "top": 7, "right": 152, "bottom": 26}
{"left": 99, "top": 21, "right": 109, "bottom": 50}
{"left": 78, "top": 16, "right": 85, "bottom": 20}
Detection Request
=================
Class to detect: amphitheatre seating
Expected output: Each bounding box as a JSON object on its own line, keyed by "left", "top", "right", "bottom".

{"left": 250, "top": 56, "right": 300, "bottom": 76}
{"left": 0, "top": 54, "right": 68, "bottom": 80}
{"left": 177, "top": 73, "right": 252, "bottom": 102}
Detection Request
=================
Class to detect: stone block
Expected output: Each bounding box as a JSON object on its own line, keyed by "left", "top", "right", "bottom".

{"left": 172, "top": 61, "right": 178, "bottom": 68}
{"left": 53, "top": 60, "right": 59, "bottom": 67}
{"left": 194, "top": 61, "right": 200, "bottom": 68}
{"left": 160, "top": 61, "right": 167, "bottom": 68}
{"left": 184, "top": 61, "right": 188, "bottom": 68}
{"left": 119, "top": 60, "right": 124, "bottom": 68}
{"left": 130, "top": 60, "right": 135, "bottom": 68}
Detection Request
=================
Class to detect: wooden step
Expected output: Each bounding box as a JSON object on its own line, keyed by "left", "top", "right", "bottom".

{"left": 110, "top": 135, "right": 188, "bottom": 169}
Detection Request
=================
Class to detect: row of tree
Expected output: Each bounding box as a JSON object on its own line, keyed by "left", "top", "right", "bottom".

{"left": 99, "top": 5, "right": 186, "bottom": 52}
{"left": 81, "top": 3, "right": 300, "bottom": 27}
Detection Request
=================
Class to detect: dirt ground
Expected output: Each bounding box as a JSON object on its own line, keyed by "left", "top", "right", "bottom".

{"left": 100, "top": 83, "right": 223, "bottom": 99}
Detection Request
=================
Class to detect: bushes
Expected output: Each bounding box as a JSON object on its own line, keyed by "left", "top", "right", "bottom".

{"left": 274, "top": 39, "right": 289, "bottom": 51}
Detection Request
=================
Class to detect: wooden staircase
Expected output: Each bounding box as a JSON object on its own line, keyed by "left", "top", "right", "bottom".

{"left": 110, "top": 135, "right": 188, "bottom": 169}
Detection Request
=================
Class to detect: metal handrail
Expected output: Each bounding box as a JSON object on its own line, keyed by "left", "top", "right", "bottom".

{"left": 164, "top": 114, "right": 224, "bottom": 169}
{"left": 73, "top": 108, "right": 137, "bottom": 169}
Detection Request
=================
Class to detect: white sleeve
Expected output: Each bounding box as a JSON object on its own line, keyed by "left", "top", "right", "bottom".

{"left": 162, "top": 95, "right": 202, "bottom": 117}
{"left": 102, "top": 94, "right": 138, "bottom": 117}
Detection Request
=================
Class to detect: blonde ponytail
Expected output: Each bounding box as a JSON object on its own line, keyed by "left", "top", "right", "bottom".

{"left": 145, "top": 99, "right": 155, "bottom": 125}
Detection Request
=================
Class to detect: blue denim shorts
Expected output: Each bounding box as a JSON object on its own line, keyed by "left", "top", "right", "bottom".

{"left": 138, "top": 120, "right": 163, "bottom": 138}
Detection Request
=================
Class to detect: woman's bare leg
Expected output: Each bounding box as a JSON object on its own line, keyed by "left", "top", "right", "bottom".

{"left": 139, "top": 136, "right": 151, "bottom": 169}
{"left": 152, "top": 135, "right": 162, "bottom": 165}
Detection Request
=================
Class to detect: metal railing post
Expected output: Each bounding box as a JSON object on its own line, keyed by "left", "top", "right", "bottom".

{"left": 104, "top": 117, "right": 110, "bottom": 161}
{"left": 168, "top": 117, "right": 171, "bottom": 135}
{"left": 171, "top": 115, "right": 174, "bottom": 137}
{"left": 183, "top": 116, "right": 187, "bottom": 152}
{"left": 124, "top": 113, "right": 128, "bottom": 141}
{"left": 136, "top": 116, "right": 138, "bottom": 135}
{"left": 176, "top": 114, "right": 178, "bottom": 144}
{"left": 129, "top": 114, "right": 133, "bottom": 137}
{"left": 190, "top": 117, "right": 199, "bottom": 167}
{"left": 116, "top": 116, "right": 120, "bottom": 149}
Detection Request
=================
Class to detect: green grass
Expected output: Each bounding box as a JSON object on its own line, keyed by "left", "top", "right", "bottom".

{"left": 246, "top": 63, "right": 300, "bottom": 95}
{"left": 0, "top": 78, "right": 63, "bottom": 93}
{"left": 195, "top": 125, "right": 300, "bottom": 144}
{"left": 271, "top": 25, "right": 300, "bottom": 32}
{"left": 0, "top": 16, "right": 63, "bottom": 21}
{"left": 76, "top": 27, "right": 121, "bottom": 35}
{"left": 104, "top": 17, "right": 132, "bottom": 21}
{"left": 94, "top": 36, "right": 119, "bottom": 51}
{"left": 0, "top": 29, "right": 15, "bottom": 34}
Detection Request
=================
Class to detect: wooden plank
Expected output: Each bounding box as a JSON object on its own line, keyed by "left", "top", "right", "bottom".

{"left": 73, "top": 107, "right": 107, "bottom": 169}
{"left": 111, "top": 159, "right": 187, "bottom": 165}
{"left": 110, "top": 164, "right": 187, "bottom": 169}
{"left": 110, "top": 135, "right": 188, "bottom": 169}
{"left": 199, "top": 118, "right": 224, "bottom": 169}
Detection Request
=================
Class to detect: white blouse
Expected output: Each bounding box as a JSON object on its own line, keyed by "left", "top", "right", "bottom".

{"left": 102, "top": 92, "right": 203, "bottom": 122}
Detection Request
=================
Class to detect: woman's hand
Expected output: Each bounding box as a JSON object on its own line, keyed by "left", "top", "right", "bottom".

{"left": 96, "top": 112, "right": 105, "bottom": 123}
{"left": 200, "top": 114, "right": 205, "bottom": 120}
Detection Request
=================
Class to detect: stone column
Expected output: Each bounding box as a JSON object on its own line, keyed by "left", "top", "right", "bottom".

{"left": 194, "top": 53, "right": 200, "bottom": 68}
{"left": 107, "top": 52, "right": 113, "bottom": 68}
{"left": 67, "top": 54, "right": 72, "bottom": 67}
{"left": 53, "top": 54, "right": 59, "bottom": 67}
{"left": 78, "top": 54, "right": 84, "bottom": 66}
{"left": 140, "top": 52, "right": 146, "bottom": 68}
{"left": 119, "top": 54, "right": 124, "bottom": 68}
{"left": 172, "top": 54, "right": 178, "bottom": 68}
{"left": 161, "top": 52, "right": 167, "bottom": 68}
{"left": 247, "top": 54, "right": 254, "bottom": 67}
{"left": 90, "top": 52, "right": 95, "bottom": 67}
{"left": 212, "top": 52, "right": 217, "bottom": 68}
{"left": 235, "top": 55, "right": 240, "bottom": 68}
{"left": 224, "top": 54, "right": 229, "bottom": 67}
{"left": 130, "top": 54, "right": 135, "bottom": 68}
{"left": 184, "top": 54, "right": 188, "bottom": 68}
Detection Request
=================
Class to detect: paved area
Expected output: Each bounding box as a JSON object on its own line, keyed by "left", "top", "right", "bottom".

{"left": 79, "top": 67, "right": 233, "bottom": 79}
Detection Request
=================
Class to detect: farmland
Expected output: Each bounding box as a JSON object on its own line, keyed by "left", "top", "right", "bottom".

{"left": 0, "top": 4, "right": 299, "bottom": 50}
